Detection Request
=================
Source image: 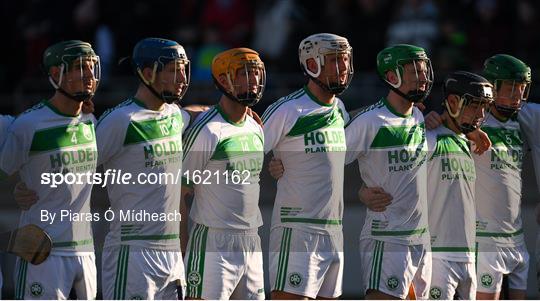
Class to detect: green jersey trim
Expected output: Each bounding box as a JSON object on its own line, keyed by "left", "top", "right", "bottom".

{"left": 370, "top": 123, "right": 425, "bottom": 149}
{"left": 286, "top": 107, "right": 344, "bottom": 137}
{"left": 383, "top": 97, "right": 412, "bottom": 118}
{"left": 216, "top": 104, "right": 246, "bottom": 127}
{"left": 303, "top": 85, "right": 333, "bottom": 107}
{"left": 123, "top": 112, "right": 183, "bottom": 145}
{"left": 211, "top": 132, "right": 264, "bottom": 160}
{"left": 429, "top": 134, "right": 471, "bottom": 160}
{"left": 481, "top": 126, "right": 522, "bottom": 147}
{"left": 371, "top": 227, "right": 427, "bottom": 236}
{"left": 29, "top": 120, "right": 96, "bottom": 153}
{"left": 262, "top": 89, "right": 305, "bottom": 123}
{"left": 43, "top": 100, "right": 79, "bottom": 118}
{"left": 280, "top": 217, "right": 342, "bottom": 225}
{"left": 182, "top": 107, "right": 218, "bottom": 158}
{"left": 431, "top": 247, "right": 475, "bottom": 252}
{"left": 52, "top": 239, "right": 94, "bottom": 248}
{"left": 120, "top": 234, "right": 179, "bottom": 241}
{"left": 476, "top": 228, "right": 523, "bottom": 238}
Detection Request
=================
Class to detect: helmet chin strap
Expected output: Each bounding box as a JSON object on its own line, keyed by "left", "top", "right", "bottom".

{"left": 310, "top": 76, "right": 347, "bottom": 95}
{"left": 494, "top": 103, "right": 520, "bottom": 119}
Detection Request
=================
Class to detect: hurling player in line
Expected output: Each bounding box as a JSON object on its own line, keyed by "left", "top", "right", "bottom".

{"left": 0, "top": 40, "right": 100, "bottom": 299}
{"left": 180, "top": 48, "right": 266, "bottom": 300}
{"left": 360, "top": 71, "right": 494, "bottom": 299}
{"left": 262, "top": 33, "right": 353, "bottom": 300}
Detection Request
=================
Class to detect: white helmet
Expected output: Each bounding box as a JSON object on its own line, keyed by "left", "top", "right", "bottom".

{"left": 298, "top": 33, "right": 353, "bottom": 94}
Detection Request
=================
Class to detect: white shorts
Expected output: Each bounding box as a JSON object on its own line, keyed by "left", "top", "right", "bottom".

{"left": 14, "top": 253, "right": 96, "bottom": 300}
{"left": 476, "top": 242, "right": 529, "bottom": 293}
{"left": 184, "top": 224, "right": 264, "bottom": 300}
{"left": 359, "top": 238, "right": 431, "bottom": 299}
{"left": 269, "top": 227, "right": 344, "bottom": 299}
{"left": 430, "top": 257, "right": 476, "bottom": 300}
{"left": 101, "top": 245, "right": 185, "bottom": 300}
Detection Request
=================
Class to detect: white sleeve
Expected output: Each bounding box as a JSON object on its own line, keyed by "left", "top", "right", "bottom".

{"left": 180, "top": 109, "right": 191, "bottom": 134}
{"left": 96, "top": 111, "right": 128, "bottom": 166}
{"left": 519, "top": 103, "right": 540, "bottom": 192}
{"left": 181, "top": 126, "right": 217, "bottom": 188}
{"left": 345, "top": 114, "right": 371, "bottom": 164}
{"left": 337, "top": 98, "right": 350, "bottom": 124}
{"left": 262, "top": 103, "right": 294, "bottom": 154}
{"left": 0, "top": 115, "right": 15, "bottom": 147}
{"left": 0, "top": 119, "right": 30, "bottom": 177}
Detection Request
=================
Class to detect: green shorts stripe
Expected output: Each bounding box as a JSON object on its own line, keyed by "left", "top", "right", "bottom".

{"left": 187, "top": 224, "right": 209, "bottom": 298}
{"left": 114, "top": 245, "right": 130, "bottom": 299}
{"left": 16, "top": 259, "right": 28, "bottom": 299}
{"left": 369, "top": 240, "right": 384, "bottom": 290}
{"left": 275, "top": 227, "right": 292, "bottom": 291}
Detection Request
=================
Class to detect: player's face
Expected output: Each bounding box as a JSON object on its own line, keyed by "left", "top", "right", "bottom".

{"left": 495, "top": 80, "right": 528, "bottom": 108}
{"left": 321, "top": 52, "right": 351, "bottom": 85}
{"left": 61, "top": 56, "right": 99, "bottom": 95}
{"left": 460, "top": 100, "right": 488, "bottom": 129}
{"left": 233, "top": 63, "right": 264, "bottom": 98}
{"left": 400, "top": 60, "right": 429, "bottom": 94}
{"left": 155, "top": 60, "right": 189, "bottom": 98}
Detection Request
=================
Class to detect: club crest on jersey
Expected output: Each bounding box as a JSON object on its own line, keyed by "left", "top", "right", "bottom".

{"left": 82, "top": 123, "right": 93, "bottom": 140}
{"left": 386, "top": 276, "right": 399, "bottom": 291}
{"left": 430, "top": 287, "right": 442, "bottom": 299}
{"left": 30, "top": 282, "right": 44, "bottom": 297}
{"left": 480, "top": 273, "right": 493, "bottom": 288}
{"left": 288, "top": 272, "right": 302, "bottom": 287}
{"left": 188, "top": 271, "right": 202, "bottom": 286}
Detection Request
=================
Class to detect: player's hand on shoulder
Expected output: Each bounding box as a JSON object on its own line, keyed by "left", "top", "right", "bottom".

{"left": 358, "top": 185, "right": 393, "bottom": 212}
{"left": 466, "top": 129, "right": 491, "bottom": 155}
{"left": 424, "top": 110, "right": 444, "bottom": 130}
{"left": 13, "top": 181, "right": 38, "bottom": 210}
{"left": 268, "top": 157, "right": 284, "bottom": 179}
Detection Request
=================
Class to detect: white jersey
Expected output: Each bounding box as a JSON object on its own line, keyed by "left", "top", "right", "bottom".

{"left": 182, "top": 105, "right": 264, "bottom": 229}
{"left": 0, "top": 101, "right": 96, "bottom": 254}
{"left": 475, "top": 112, "right": 524, "bottom": 246}
{"left": 0, "top": 114, "right": 14, "bottom": 145}
{"left": 345, "top": 98, "right": 429, "bottom": 245}
{"left": 427, "top": 125, "right": 476, "bottom": 262}
{"left": 262, "top": 86, "right": 349, "bottom": 235}
{"left": 97, "top": 98, "right": 190, "bottom": 250}
{"left": 518, "top": 103, "right": 540, "bottom": 192}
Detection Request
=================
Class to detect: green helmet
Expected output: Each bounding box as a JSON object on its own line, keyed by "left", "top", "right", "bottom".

{"left": 376, "top": 44, "right": 433, "bottom": 103}
{"left": 483, "top": 54, "right": 531, "bottom": 84}
{"left": 482, "top": 54, "right": 531, "bottom": 117}
{"left": 42, "top": 40, "right": 100, "bottom": 102}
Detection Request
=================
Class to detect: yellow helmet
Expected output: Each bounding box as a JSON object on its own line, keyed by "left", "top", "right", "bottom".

{"left": 211, "top": 48, "right": 266, "bottom": 106}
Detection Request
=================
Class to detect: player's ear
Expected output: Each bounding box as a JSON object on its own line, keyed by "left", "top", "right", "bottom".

{"left": 447, "top": 94, "right": 460, "bottom": 113}
{"left": 217, "top": 74, "right": 231, "bottom": 91}
{"left": 386, "top": 70, "right": 398, "bottom": 85}
{"left": 49, "top": 66, "right": 61, "bottom": 82}
{"left": 306, "top": 58, "right": 318, "bottom": 74}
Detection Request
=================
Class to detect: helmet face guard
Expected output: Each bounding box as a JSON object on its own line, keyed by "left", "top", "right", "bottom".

{"left": 388, "top": 58, "right": 434, "bottom": 103}
{"left": 132, "top": 38, "right": 191, "bottom": 104}
{"left": 226, "top": 61, "right": 266, "bottom": 106}
{"left": 447, "top": 94, "right": 493, "bottom": 134}
{"left": 44, "top": 40, "right": 100, "bottom": 102}
{"left": 443, "top": 71, "right": 494, "bottom": 134}
{"left": 50, "top": 54, "right": 101, "bottom": 102}
{"left": 377, "top": 44, "right": 434, "bottom": 103}
{"left": 299, "top": 33, "right": 354, "bottom": 95}
{"left": 492, "top": 79, "right": 530, "bottom": 118}
{"left": 482, "top": 54, "right": 532, "bottom": 118}
{"left": 137, "top": 56, "right": 190, "bottom": 104}
{"left": 212, "top": 48, "right": 266, "bottom": 107}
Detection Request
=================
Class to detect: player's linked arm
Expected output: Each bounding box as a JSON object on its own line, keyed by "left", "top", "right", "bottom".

{"left": 180, "top": 185, "right": 193, "bottom": 255}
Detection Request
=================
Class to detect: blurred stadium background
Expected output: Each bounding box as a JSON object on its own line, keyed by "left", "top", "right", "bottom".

{"left": 0, "top": 0, "right": 539, "bottom": 298}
